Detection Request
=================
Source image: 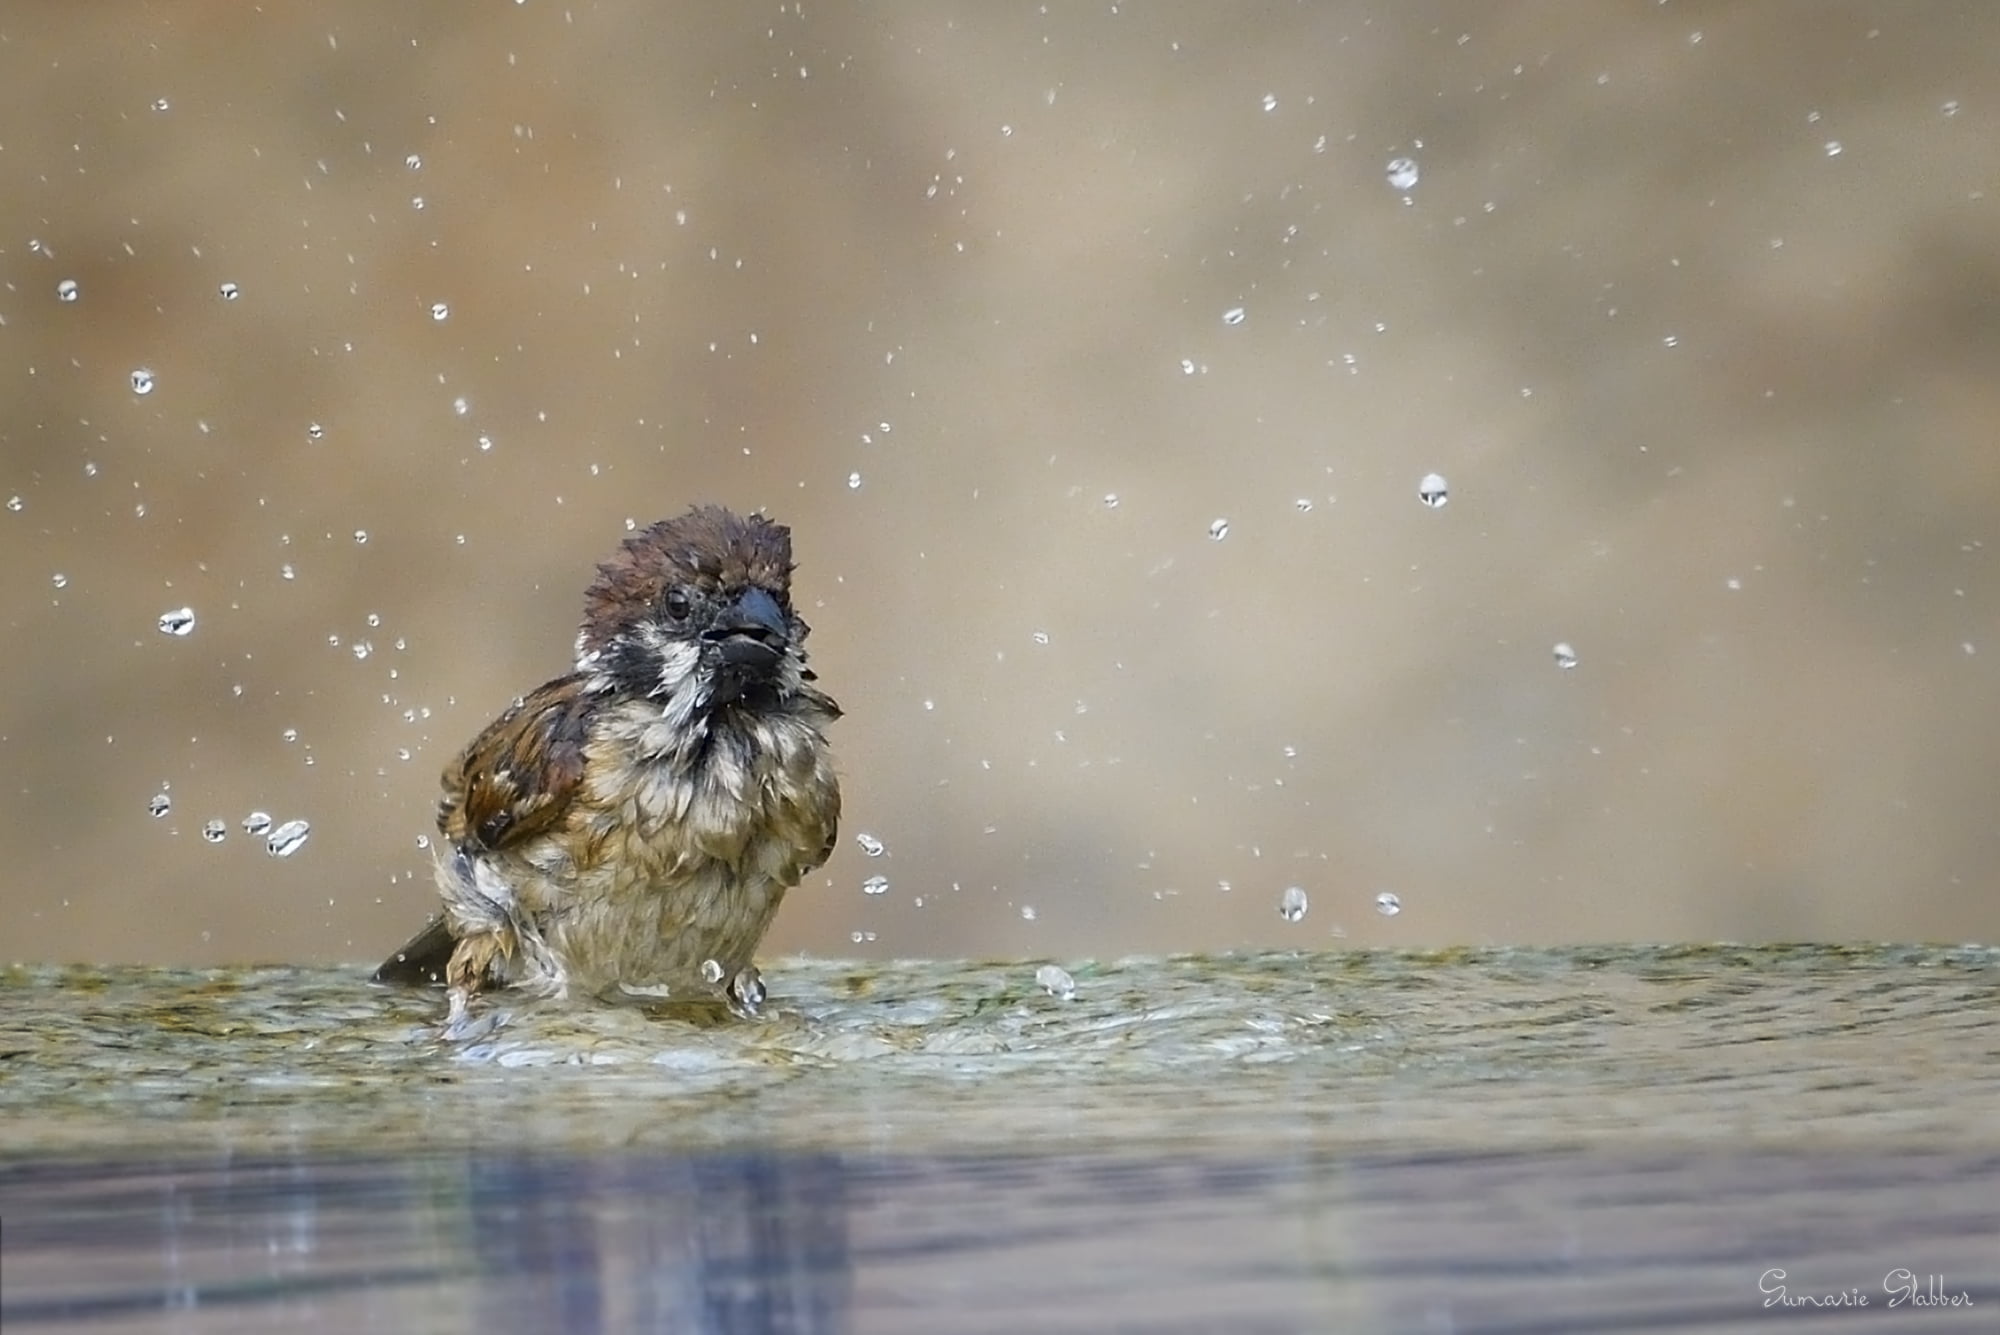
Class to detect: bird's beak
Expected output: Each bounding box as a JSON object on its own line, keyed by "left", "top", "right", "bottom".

{"left": 705, "top": 587, "right": 788, "bottom": 680}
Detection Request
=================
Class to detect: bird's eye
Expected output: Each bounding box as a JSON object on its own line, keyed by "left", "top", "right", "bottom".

{"left": 663, "top": 589, "right": 693, "bottom": 621}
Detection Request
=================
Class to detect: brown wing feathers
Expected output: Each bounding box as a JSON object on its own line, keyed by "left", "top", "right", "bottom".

{"left": 440, "top": 678, "right": 597, "bottom": 854}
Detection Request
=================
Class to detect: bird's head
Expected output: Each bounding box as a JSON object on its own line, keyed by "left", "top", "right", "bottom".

{"left": 575, "top": 506, "right": 816, "bottom": 713}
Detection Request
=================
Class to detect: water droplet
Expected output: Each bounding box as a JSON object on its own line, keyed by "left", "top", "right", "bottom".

{"left": 1375, "top": 891, "right": 1402, "bottom": 917}
{"left": 266, "top": 819, "right": 311, "bottom": 858}
{"left": 152, "top": 96, "right": 171, "bottom": 112}
{"left": 1031, "top": 630, "right": 1050, "bottom": 645}
{"left": 130, "top": 368, "right": 156, "bottom": 395}
{"left": 1823, "top": 140, "right": 1843, "bottom": 158}
{"left": 353, "top": 530, "right": 368, "bottom": 544}
{"left": 1260, "top": 93, "right": 1278, "bottom": 113}
{"left": 856, "top": 832, "right": 886, "bottom": 857}
{"left": 1386, "top": 157, "right": 1420, "bottom": 191}
{"left": 405, "top": 153, "right": 423, "bottom": 170}
{"left": 731, "top": 967, "right": 767, "bottom": 1012}
{"left": 350, "top": 641, "right": 372, "bottom": 660}
{"left": 1552, "top": 641, "right": 1578, "bottom": 670}
{"left": 1035, "top": 964, "right": 1076, "bottom": 1000}
{"left": 1102, "top": 493, "right": 1120, "bottom": 509}
{"left": 281, "top": 728, "right": 299, "bottom": 743}
{"left": 280, "top": 563, "right": 296, "bottom": 580}
{"left": 1294, "top": 498, "right": 1313, "bottom": 512}
{"left": 51, "top": 573, "right": 68, "bottom": 589}
{"left": 147, "top": 793, "right": 172, "bottom": 819}
{"left": 243, "top": 811, "right": 272, "bottom": 835}
{"left": 56, "top": 279, "right": 79, "bottom": 302}
{"left": 201, "top": 820, "right": 226, "bottom": 844}
{"left": 1208, "top": 517, "right": 1230, "bottom": 540}
{"left": 1417, "top": 472, "right": 1450, "bottom": 508}
{"left": 699, "top": 958, "right": 725, "bottom": 984}
{"left": 430, "top": 302, "right": 450, "bottom": 321}
{"left": 477, "top": 434, "right": 494, "bottom": 452}
{"left": 1221, "top": 306, "right": 1247, "bottom": 326}
{"left": 1020, "top": 904, "right": 1038, "bottom": 921}
{"left": 157, "top": 606, "right": 196, "bottom": 637}
{"left": 5, "top": 496, "right": 21, "bottom": 512}
{"left": 452, "top": 396, "right": 469, "bottom": 417}
{"left": 218, "top": 282, "right": 240, "bottom": 301}
{"left": 847, "top": 471, "right": 862, "bottom": 490}
{"left": 1942, "top": 100, "right": 1961, "bottom": 118}
{"left": 1278, "top": 885, "right": 1309, "bottom": 922}
{"left": 862, "top": 874, "right": 889, "bottom": 896}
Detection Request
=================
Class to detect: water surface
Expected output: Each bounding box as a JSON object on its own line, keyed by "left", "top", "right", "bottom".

{"left": 3, "top": 946, "right": 1995, "bottom": 1331}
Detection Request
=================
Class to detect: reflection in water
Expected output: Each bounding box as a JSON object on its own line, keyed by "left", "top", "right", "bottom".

{"left": 3, "top": 1151, "right": 851, "bottom": 1335}
{"left": 4, "top": 1148, "right": 1999, "bottom": 1333}
{"left": 457, "top": 1154, "right": 851, "bottom": 1335}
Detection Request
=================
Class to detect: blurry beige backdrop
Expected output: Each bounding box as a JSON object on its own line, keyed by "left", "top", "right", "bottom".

{"left": 2, "top": 2, "right": 1994, "bottom": 968}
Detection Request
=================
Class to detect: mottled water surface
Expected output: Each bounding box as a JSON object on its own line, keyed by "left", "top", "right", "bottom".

{"left": 3, "top": 947, "right": 1997, "bottom": 1331}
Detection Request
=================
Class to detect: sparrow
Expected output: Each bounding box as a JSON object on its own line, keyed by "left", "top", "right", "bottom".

{"left": 372, "top": 505, "right": 841, "bottom": 1023}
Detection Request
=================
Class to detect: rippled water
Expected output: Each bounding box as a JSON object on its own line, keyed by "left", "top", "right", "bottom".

{"left": 3, "top": 946, "right": 1997, "bottom": 1331}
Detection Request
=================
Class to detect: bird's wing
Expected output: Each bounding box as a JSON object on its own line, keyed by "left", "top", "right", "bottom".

{"left": 793, "top": 680, "right": 843, "bottom": 877}
{"left": 438, "top": 675, "right": 598, "bottom": 854}
{"left": 372, "top": 675, "right": 598, "bottom": 986}
{"left": 809, "top": 785, "right": 840, "bottom": 875}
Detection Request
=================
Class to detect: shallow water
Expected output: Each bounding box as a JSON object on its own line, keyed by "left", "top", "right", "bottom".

{"left": 3, "top": 946, "right": 1997, "bottom": 1331}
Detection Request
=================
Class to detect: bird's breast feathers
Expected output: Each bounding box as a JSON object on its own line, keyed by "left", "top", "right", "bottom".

{"left": 441, "top": 694, "right": 838, "bottom": 997}
{"left": 581, "top": 695, "right": 840, "bottom": 876}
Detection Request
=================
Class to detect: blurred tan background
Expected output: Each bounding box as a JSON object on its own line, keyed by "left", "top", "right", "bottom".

{"left": 3, "top": 2, "right": 1995, "bottom": 968}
